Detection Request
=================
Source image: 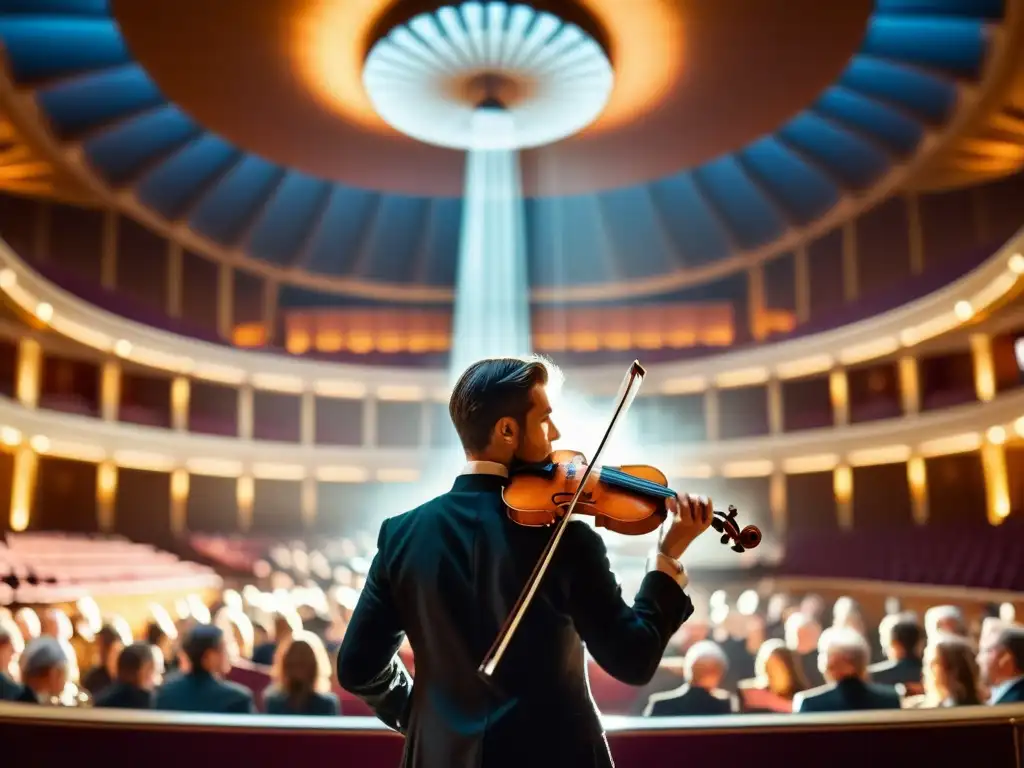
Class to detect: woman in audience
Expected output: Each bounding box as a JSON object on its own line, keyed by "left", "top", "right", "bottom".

{"left": 906, "top": 635, "right": 982, "bottom": 708}
{"left": 264, "top": 630, "right": 340, "bottom": 716}
{"left": 738, "top": 639, "right": 810, "bottom": 713}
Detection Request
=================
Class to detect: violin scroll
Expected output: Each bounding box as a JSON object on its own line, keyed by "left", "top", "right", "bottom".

{"left": 710, "top": 505, "right": 762, "bottom": 553}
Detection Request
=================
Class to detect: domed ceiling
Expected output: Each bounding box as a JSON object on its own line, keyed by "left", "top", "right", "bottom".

{"left": 0, "top": 0, "right": 1012, "bottom": 303}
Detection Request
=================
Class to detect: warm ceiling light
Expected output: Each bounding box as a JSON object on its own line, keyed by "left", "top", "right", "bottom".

{"left": 1009, "top": 253, "right": 1024, "bottom": 274}
{"left": 113, "top": 339, "right": 132, "bottom": 357}
{"left": 34, "top": 302, "right": 53, "bottom": 323}
{"left": 29, "top": 434, "right": 50, "bottom": 453}
{"left": 0, "top": 426, "right": 21, "bottom": 446}
{"left": 0, "top": 269, "right": 15, "bottom": 289}
{"left": 986, "top": 425, "right": 1006, "bottom": 445}
{"left": 953, "top": 300, "right": 973, "bottom": 321}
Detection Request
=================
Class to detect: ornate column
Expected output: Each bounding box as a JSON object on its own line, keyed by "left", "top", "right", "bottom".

{"left": 236, "top": 475, "right": 254, "bottom": 532}
{"left": 100, "top": 359, "right": 121, "bottom": 422}
{"left": 767, "top": 377, "right": 783, "bottom": 435}
{"left": 970, "top": 334, "right": 996, "bottom": 402}
{"left": 16, "top": 338, "right": 41, "bottom": 409}
{"left": 907, "top": 456, "right": 928, "bottom": 525}
{"left": 237, "top": 385, "right": 254, "bottom": 439}
{"left": 300, "top": 391, "right": 316, "bottom": 445}
{"left": 96, "top": 461, "right": 117, "bottom": 533}
{"left": 898, "top": 356, "right": 920, "bottom": 415}
{"left": 834, "top": 464, "right": 853, "bottom": 530}
{"left": 981, "top": 440, "right": 1010, "bottom": 526}
{"left": 829, "top": 369, "right": 849, "bottom": 426}
{"left": 171, "top": 377, "right": 190, "bottom": 432}
{"left": 9, "top": 446, "right": 38, "bottom": 532}
{"left": 170, "top": 469, "right": 189, "bottom": 537}
{"left": 769, "top": 470, "right": 787, "bottom": 534}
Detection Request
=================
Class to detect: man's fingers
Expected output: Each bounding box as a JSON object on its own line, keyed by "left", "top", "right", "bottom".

{"left": 703, "top": 496, "right": 713, "bottom": 525}
{"left": 678, "top": 493, "right": 693, "bottom": 524}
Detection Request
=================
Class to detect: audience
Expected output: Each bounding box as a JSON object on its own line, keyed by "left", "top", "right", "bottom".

{"left": 1, "top": 619, "right": 24, "bottom": 700}
{"left": 95, "top": 643, "right": 162, "bottom": 709}
{"left": 81, "top": 624, "right": 124, "bottom": 697}
{"left": 263, "top": 630, "right": 340, "bottom": 716}
{"left": 17, "top": 636, "right": 69, "bottom": 705}
{"left": 908, "top": 634, "right": 982, "bottom": 708}
{"left": 644, "top": 640, "right": 737, "bottom": 716}
{"left": 153, "top": 625, "right": 255, "bottom": 714}
{"left": 925, "top": 605, "right": 967, "bottom": 638}
{"left": 785, "top": 611, "right": 824, "bottom": 688}
{"left": 977, "top": 619, "right": 1024, "bottom": 705}
{"left": 792, "top": 627, "right": 901, "bottom": 713}
{"left": 738, "top": 639, "right": 809, "bottom": 713}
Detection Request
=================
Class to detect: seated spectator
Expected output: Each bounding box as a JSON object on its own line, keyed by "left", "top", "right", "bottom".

{"left": 738, "top": 639, "right": 809, "bottom": 713}
{"left": 95, "top": 643, "right": 163, "bottom": 710}
{"left": 1, "top": 619, "right": 25, "bottom": 701}
{"left": 264, "top": 631, "right": 340, "bottom": 716}
{"left": 868, "top": 612, "right": 923, "bottom": 691}
{"left": 925, "top": 606, "right": 966, "bottom": 639}
{"left": 793, "top": 627, "right": 901, "bottom": 713}
{"left": 907, "top": 634, "right": 982, "bottom": 708}
{"left": 785, "top": 612, "right": 823, "bottom": 688}
{"left": 644, "top": 640, "right": 736, "bottom": 716}
{"left": 977, "top": 619, "right": 1024, "bottom": 705}
{"left": 81, "top": 624, "right": 123, "bottom": 697}
{"left": 252, "top": 609, "right": 301, "bottom": 666}
{"left": 145, "top": 614, "right": 176, "bottom": 670}
{"left": 153, "top": 624, "right": 255, "bottom": 714}
{"left": 16, "top": 636, "right": 69, "bottom": 705}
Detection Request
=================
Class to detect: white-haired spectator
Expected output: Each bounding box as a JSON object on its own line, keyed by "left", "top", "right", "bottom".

{"left": 785, "top": 611, "right": 824, "bottom": 687}
{"left": 643, "top": 640, "right": 737, "bottom": 716}
{"left": 925, "top": 605, "right": 966, "bottom": 638}
{"left": 793, "top": 627, "right": 901, "bottom": 713}
{"left": 17, "top": 636, "right": 69, "bottom": 705}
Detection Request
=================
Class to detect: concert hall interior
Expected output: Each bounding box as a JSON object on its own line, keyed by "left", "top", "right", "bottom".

{"left": 0, "top": 0, "right": 1023, "bottom": 764}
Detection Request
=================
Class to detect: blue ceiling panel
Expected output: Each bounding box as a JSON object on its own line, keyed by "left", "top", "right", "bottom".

{"left": 780, "top": 113, "right": 891, "bottom": 189}
{"left": 188, "top": 156, "right": 284, "bottom": 245}
{"left": 739, "top": 138, "right": 840, "bottom": 225}
{"left": 0, "top": 17, "right": 127, "bottom": 81}
{"left": 0, "top": 1, "right": 1000, "bottom": 297}
{"left": 647, "top": 175, "right": 733, "bottom": 267}
{"left": 35, "top": 64, "right": 163, "bottom": 139}
{"left": 83, "top": 106, "right": 199, "bottom": 185}
{"left": 814, "top": 87, "right": 924, "bottom": 156}
{"left": 303, "top": 189, "right": 380, "bottom": 276}
{"left": 862, "top": 17, "right": 987, "bottom": 77}
{"left": 596, "top": 187, "right": 678, "bottom": 279}
{"left": 247, "top": 173, "right": 332, "bottom": 266}
{"left": 136, "top": 136, "right": 241, "bottom": 220}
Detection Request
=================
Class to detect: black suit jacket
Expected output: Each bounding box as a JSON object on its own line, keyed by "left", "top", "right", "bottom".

{"left": 0, "top": 671, "right": 23, "bottom": 702}
{"left": 794, "top": 677, "right": 902, "bottom": 713}
{"left": 152, "top": 671, "right": 255, "bottom": 714}
{"left": 337, "top": 473, "right": 692, "bottom": 768}
{"left": 264, "top": 688, "right": 340, "bottom": 716}
{"left": 94, "top": 681, "right": 153, "bottom": 710}
{"left": 867, "top": 657, "right": 922, "bottom": 688}
{"left": 993, "top": 678, "right": 1024, "bottom": 704}
{"left": 643, "top": 684, "right": 736, "bottom": 717}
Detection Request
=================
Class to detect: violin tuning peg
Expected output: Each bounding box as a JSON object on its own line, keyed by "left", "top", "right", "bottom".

{"left": 720, "top": 534, "right": 729, "bottom": 545}
{"left": 732, "top": 543, "right": 744, "bottom": 553}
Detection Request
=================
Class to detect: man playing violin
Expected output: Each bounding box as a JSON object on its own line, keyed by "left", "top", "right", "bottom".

{"left": 338, "top": 356, "right": 713, "bottom": 768}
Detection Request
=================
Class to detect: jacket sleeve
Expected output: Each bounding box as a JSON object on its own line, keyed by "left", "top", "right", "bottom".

{"left": 566, "top": 522, "right": 692, "bottom": 686}
{"left": 336, "top": 519, "right": 413, "bottom": 733}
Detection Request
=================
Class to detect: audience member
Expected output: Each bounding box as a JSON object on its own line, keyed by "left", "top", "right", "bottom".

{"left": 252, "top": 610, "right": 301, "bottom": 666}
{"left": 81, "top": 624, "right": 124, "bottom": 697}
{"left": 785, "top": 612, "right": 823, "bottom": 688}
{"left": 977, "top": 619, "right": 1024, "bottom": 705}
{"left": 153, "top": 624, "right": 255, "bottom": 713}
{"left": 263, "top": 631, "right": 340, "bottom": 716}
{"left": 868, "top": 612, "right": 923, "bottom": 690}
{"left": 738, "top": 639, "right": 809, "bottom": 713}
{"left": 0, "top": 619, "right": 25, "bottom": 701}
{"left": 95, "top": 643, "right": 163, "bottom": 709}
{"left": 792, "top": 627, "right": 901, "bottom": 713}
{"left": 913, "top": 635, "right": 982, "bottom": 707}
{"left": 16, "top": 636, "right": 69, "bottom": 705}
{"left": 925, "top": 606, "right": 967, "bottom": 638}
{"left": 644, "top": 641, "right": 737, "bottom": 716}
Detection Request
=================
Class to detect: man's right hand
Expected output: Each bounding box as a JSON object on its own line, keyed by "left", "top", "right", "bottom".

{"left": 658, "top": 494, "right": 713, "bottom": 560}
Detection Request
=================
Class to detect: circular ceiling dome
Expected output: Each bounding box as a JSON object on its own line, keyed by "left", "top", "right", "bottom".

{"left": 362, "top": 3, "right": 614, "bottom": 151}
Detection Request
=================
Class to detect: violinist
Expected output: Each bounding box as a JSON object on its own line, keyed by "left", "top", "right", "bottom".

{"left": 337, "top": 356, "right": 714, "bottom": 768}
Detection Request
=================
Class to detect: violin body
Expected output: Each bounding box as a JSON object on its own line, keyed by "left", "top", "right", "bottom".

{"left": 503, "top": 450, "right": 669, "bottom": 536}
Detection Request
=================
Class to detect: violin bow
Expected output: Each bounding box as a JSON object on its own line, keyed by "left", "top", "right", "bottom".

{"left": 478, "top": 360, "right": 647, "bottom": 679}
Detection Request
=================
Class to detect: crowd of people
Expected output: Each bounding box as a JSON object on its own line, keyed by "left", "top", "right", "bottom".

{"left": 1, "top": 581, "right": 1022, "bottom": 720}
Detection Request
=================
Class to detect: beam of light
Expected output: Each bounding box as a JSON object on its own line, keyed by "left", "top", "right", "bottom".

{"left": 449, "top": 106, "right": 531, "bottom": 381}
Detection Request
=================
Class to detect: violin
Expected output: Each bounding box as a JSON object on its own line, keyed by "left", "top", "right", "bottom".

{"left": 504, "top": 448, "right": 762, "bottom": 552}
{"left": 479, "top": 360, "right": 761, "bottom": 679}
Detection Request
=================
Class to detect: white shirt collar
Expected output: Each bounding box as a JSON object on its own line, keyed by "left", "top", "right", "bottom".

{"left": 989, "top": 674, "right": 1024, "bottom": 704}
{"left": 459, "top": 461, "right": 508, "bottom": 478}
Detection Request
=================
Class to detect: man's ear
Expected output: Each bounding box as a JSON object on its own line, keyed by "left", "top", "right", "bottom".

{"left": 495, "top": 417, "right": 518, "bottom": 443}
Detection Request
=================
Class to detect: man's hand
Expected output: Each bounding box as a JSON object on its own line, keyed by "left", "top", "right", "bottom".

{"left": 658, "top": 494, "right": 713, "bottom": 560}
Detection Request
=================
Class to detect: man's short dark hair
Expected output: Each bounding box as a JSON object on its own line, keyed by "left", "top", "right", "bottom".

{"left": 182, "top": 624, "right": 224, "bottom": 672}
{"left": 995, "top": 625, "right": 1024, "bottom": 673}
{"left": 117, "top": 643, "right": 155, "bottom": 681}
{"left": 889, "top": 613, "right": 923, "bottom": 656}
{"left": 449, "top": 357, "right": 552, "bottom": 454}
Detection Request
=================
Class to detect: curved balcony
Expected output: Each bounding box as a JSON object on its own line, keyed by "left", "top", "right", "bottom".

{"left": 0, "top": 703, "right": 1021, "bottom": 768}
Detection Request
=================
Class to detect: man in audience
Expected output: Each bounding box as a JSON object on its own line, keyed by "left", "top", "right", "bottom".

{"left": 644, "top": 640, "right": 736, "bottom": 716}
{"left": 15, "top": 636, "right": 69, "bottom": 704}
{"left": 868, "top": 612, "right": 923, "bottom": 689}
{"left": 0, "top": 620, "right": 24, "bottom": 700}
{"left": 977, "top": 619, "right": 1024, "bottom": 705}
{"left": 82, "top": 624, "right": 124, "bottom": 697}
{"left": 792, "top": 627, "right": 901, "bottom": 713}
{"left": 925, "top": 605, "right": 966, "bottom": 638}
{"left": 252, "top": 610, "right": 300, "bottom": 666}
{"left": 785, "top": 612, "right": 824, "bottom": 688}
{"left": 95, "top": 642, "right": 163, "bottom": 709}
{"left": 153, "top": 624, "right": 254, "bottom": 713}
